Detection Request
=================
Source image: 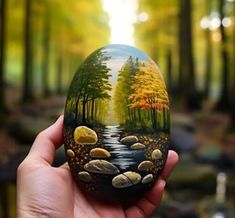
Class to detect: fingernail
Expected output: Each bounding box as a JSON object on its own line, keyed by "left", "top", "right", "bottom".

{"left": 159, "top": 179, "right": 166, "bottom": 188}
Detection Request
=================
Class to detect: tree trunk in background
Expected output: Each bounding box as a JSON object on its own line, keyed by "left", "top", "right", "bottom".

{"left": 178, "top": 0, "right": 185, "bottom": 92}
{"left": 42, "top": 10, "right": 51, "bottom": 97}
{"left": 230, "top": 6, "right": 235, "bottom": 130}
{"left": 216, "top": 0, "right": 230, "bottom": 111}
{"left": 166, "top": 49, "right": 173, "bottom": 93}
{"left": 178, "top": 0, "right": 196, "bottom": 99}
{"left": 23, "top": 0, "right": 34, "bottom": 102}
{"left": 204, "top": 0, "right": 212, "bottom": 99}
{"left": 230, "top": 85, "right": 235, "bottom": 130}
{"left": 204, "top": 28, "right": 212, "bottom": 98}
{"left": 56, "top": 53, "right": 63, "bottom": 94}
{"left": 0, "top": 0, "right": 6, "bottom": 113}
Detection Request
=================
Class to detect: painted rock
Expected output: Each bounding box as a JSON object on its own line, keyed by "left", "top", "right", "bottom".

{"left": 63, "top": 44, "right": 170, "bottom": 202}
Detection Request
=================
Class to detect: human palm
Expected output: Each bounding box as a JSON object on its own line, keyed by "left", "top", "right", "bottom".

{"left": 17, "top": 116, "right": 178, "bottom": 218}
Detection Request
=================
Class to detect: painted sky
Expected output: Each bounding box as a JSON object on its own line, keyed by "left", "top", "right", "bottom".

{"left": 102, "top": 44, "right": 150, "bottom": 88}
{"left": 103, "top": 44, "right": 150, "bottom": 61}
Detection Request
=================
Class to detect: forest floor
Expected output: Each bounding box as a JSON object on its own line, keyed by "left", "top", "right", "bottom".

{"left": 0, "top": 85, "right": 66, "bottom": 167}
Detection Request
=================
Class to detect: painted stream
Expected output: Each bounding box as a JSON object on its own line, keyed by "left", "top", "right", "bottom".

{"left": 102, "top": 125, "right": 146, "bottom": 170}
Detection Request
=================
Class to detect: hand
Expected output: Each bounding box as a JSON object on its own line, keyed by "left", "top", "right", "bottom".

{"left": 17, "top": 116, "right": 178, "bottom": 218}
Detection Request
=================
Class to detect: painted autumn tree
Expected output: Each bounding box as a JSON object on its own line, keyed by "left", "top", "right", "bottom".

{"left": 128, "top": 61, "right": 169, "bottom": 130}
{"left": 65, "top": 49, "right": 111, "bottom": 125}
{"left": 113, "top": 56, "right": 140, "bottom": 124}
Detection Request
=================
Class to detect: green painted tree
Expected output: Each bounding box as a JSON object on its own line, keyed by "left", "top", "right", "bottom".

{"left": 66, "top": 49, "right": 111, "bottom": 124}
{"left": 114, "top": 56, "right": 140, "bottom": 124}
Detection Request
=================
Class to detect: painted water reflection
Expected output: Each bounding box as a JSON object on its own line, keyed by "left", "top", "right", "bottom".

{"left": 102, "top": 125, "right": 145, "bottom": 170}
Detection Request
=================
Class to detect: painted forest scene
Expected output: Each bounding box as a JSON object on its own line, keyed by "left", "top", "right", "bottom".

{"left": 0, "top": 0, "right": 234, "bottom": 217}
{"left": 64, "top": 45, "right": 170, "bottom": 134}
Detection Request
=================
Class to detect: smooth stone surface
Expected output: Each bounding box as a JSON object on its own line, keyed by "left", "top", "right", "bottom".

{"left": 142, "top": 174, "right": 153, "bottom": 184}
{"left": 63, "top": 44, "right": 170, "bottom": 202}
{"left": 151, "top": 149, "right": 162, "bottom": 160}
{"left": 131, "top": 143, "right": 146, "bottom": 149}
{"left": 78, "top": 171, "right": 92, "bottom": 182}
{"left": 138, "top": 160, "right": 154, "bottom": 171}
{"left": 120, "top": 136, "right": 138, "bottom": 145}
{"left": 84, "top": 160, "right": 119, "bottom": 174}
{"left": 89, "top": 148, "right": 111, "bottom": 158}
{"left": 74, "top": 126, "right": 98, "bottom": 145}
{"left": 112, "top": 171, "right": 141, "bottom": 188}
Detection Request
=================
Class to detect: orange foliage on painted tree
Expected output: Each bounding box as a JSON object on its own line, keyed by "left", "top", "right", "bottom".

{"left": 128, "top": 61, "right": 169, "bottom": 111}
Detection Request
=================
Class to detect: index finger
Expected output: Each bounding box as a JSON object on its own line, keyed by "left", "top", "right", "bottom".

{"left": 28, "top": 115, "right": 64, "bottom": 165}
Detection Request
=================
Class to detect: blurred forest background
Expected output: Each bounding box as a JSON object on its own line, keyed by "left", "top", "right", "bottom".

{"left": 0, "top": 0, "right": 234, "bottom": 217}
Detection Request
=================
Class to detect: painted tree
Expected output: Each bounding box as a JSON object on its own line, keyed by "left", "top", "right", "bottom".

{"left": 66, "top": 49, "right": 111, "bottom": 124}
{"left": 128, "top": 61, "right": 169, "bottom": 130}
{"left": 113, "top": 56, "right": 140, "bottom": 124}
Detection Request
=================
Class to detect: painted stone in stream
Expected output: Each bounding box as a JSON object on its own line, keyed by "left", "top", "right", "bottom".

{"left": 63, "top": 44, "right": 170, "bottom": 202}
{"left": 84, "top": 160, "right": 119, "bottom": 174}
{"left": 131, "top": 143, "right": 146, "bottom": 150}
{"left": 112, "top": 171, "right": 141, "bottom": 188}
{"left": 89, "top": 148, "right": 111, "bottom": 158}
{"left": 120, "top": 136, "right": 138, "bottom": 145}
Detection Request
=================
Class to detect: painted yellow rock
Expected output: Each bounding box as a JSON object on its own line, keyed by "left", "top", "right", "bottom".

{"left": 89, "top": 148, "right": 111, "bottom": 158}
{"left": 151, "top": 149, "right": 163, "bottom": 160}
{"left": 63, "top": 44, "right": 170, "bottom": 202}
{"left": 112, "top": 171, "right": 141, "bottom": 188}
{"left": 138, "top": 160, "right": 154, "bottom": 171}
{"left": 131, "top": 143, "right": 146, "bottom": 150}
{"left": 74, "top": 126, "right": 98, "bottom": 145}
